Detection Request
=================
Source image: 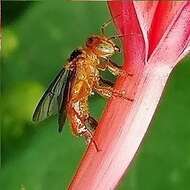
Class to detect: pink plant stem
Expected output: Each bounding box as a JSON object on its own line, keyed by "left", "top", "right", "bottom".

{"left": 68, "top": 63, "right": 172, "bottom": 190}
{"left": 68, "top": 1, "right": 190, "bottom": 189}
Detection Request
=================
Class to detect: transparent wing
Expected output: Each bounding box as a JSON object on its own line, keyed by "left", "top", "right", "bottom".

{"left": 58, "top": 67, "right": 76, "bottom": 132}
{"left": 32, "top": 67, "right": 70, "bottom": 122}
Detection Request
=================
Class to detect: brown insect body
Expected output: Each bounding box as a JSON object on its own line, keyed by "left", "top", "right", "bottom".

{"left": 66, "top": 35, "right": 121, "bottom": 142}
{"left": 33, "top": 35, "right": 124, "bottom": 145}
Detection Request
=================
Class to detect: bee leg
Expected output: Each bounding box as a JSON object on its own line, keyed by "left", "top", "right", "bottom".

{"left": 94, "top": 81, "right": 134, "bottom": 101}
{"left": 84, "top": 116, "right": 99, "bottom": 151}
{"left": 99, "top": 59, "right": 133, "bottom": 77}
{"left": 98, "top": 79, "right": 133, "bottom": 101}
{"left": 81, "top": 129, "right": 101, "bottom": 152}
{"left": 112, "top": 90, "right": 134, "bottom": 102}
{"left": 85, "top": 116, "right": 98, "bottom": 131}
{"left": 107, "top": 60, "right": 134, "bottom": 76}
{"left": 77, "top": 119, "right": 100, "bottom": 152}
{"left": 94, "top": 84, "right": 112, "bottom": 99}
{"left": 99, "top": 77, "right": 114, "bottom": 87}
{"left": 74, "top": 124, "right": 100, "bottom": 152}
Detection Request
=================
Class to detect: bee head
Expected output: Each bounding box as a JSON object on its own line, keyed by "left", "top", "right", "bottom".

{"left": 86, "top": 35, "right": 120, "bottom": 58}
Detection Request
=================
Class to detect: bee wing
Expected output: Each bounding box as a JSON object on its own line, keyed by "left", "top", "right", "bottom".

{"left": 32, "top": 67, "right": 70, "bottom": 122}
{"left": 58, "top": 67, "right": 76, "bottom": 132}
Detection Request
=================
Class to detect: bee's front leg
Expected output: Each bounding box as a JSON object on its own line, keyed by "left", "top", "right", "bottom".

{"left": 98, "top": 59, "right": 133, "bottom": 77}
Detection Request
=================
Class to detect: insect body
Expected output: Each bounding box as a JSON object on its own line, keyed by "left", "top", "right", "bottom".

{"left": 33, "top": 34, "right": 130, "bottom": 147}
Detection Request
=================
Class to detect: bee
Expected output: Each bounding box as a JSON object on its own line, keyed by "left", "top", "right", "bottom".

{"left": 32, "top": 20, "right": 133, "bottom": 151}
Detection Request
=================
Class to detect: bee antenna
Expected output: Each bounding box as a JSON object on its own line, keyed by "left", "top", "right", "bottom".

{"left": 108, "top": 33, "right": 142, "bottom": 40}
{"left": 101, "top": 14, "right": 122, "bottom": 35}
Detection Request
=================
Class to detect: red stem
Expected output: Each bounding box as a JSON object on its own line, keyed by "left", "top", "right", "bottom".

{"left": 68, "top": 1, "right": 190, "bottom": 189}
{"left": 68, "top": 62, "right": 172, "bottom": 190}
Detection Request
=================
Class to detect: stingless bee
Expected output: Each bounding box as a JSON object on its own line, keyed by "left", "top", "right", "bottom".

{"left": 32, "top": 19, "right": 133, "bottom": 151}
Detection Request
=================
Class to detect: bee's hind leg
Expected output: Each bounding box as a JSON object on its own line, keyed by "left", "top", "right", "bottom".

{"left": 70, "top": 115, "right": 99, "bottom": 150}
{"left": 81, "top": 128, "right": 101, "bottom": 152}
{"left": 82, "top": 116, "right": 100, "bottom": 151}
{"left": 85, "top": 116, "right": 98, "bottom": 132}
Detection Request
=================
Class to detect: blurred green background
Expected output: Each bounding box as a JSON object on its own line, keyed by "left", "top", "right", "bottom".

{"left": 1, "top": 1, "right": 190, "bottom": 190}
